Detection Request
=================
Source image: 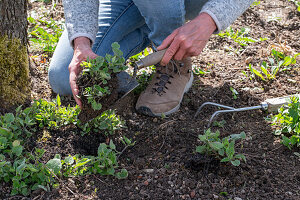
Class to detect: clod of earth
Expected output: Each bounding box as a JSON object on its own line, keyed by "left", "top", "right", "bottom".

{"left": 76, "top": 42, "right": 127, "bottom": 123}
{"left": 77, "top": 73, "right": 119, "bottom": 123}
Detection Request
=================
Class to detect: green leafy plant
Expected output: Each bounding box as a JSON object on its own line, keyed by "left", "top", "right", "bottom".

{"left": 0, "top": 94, "right": 132, "bottom": 196}
{"left": 192, "top": 64, "right": 210, "bottom": 76}
{"left": 251, "top": 1, "right": 261, "bottom": 7}
{"left": 196, "top": 129, "right": 246, "bottom": 166}
{"left": 128, "top": 48, "right": 156, "bottom": 95}
{"left": 245, "top": 49, "right": 299, "bottom": 81}
{"left": 271, "top": 96, "right": 300, "bottom": 149}
{"left": 80, "top": 42, "right": 127, "bottom": 111}
{"left": 218, "top": 27, "right": 268, "bottom": 47}
{"left": 28, "top": 16, "right": 63, "bottom": 53}
{"left": 79, "top": 109, "right": 125, "bottom": 136}
{"left": 50, "top": 141, "right": 129, "bottom": 179}
{"left": 0, "top": 111, "right": 56, "bottom": 196}
{"left": 230, "top": 87, "right": 239, "bottom": 100}
{"left": 29, "top": 95, "right": 80, "bottom": 129}
{"left": 212, "top": 120, "right": 227, "bottom": 128}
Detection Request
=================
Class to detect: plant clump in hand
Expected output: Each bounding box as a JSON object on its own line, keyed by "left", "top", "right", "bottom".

{"left": 77, "top": 42, "right": 127, "bottom": 122}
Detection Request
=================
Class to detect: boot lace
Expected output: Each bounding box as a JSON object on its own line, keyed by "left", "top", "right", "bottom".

{"left": 152, "top": 59, "right": 183, "bottom": 96}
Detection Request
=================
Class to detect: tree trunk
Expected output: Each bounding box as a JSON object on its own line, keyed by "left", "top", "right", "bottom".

{"left": 0, "top": 0, "right": 30, "bottom": 110}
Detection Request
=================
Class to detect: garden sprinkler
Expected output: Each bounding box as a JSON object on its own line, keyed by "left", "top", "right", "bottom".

{"left": 194, "top": 94, "right": 300, "bottom": 127}
{"left": 116, "top": 49, "right": 167, "bottom": 100}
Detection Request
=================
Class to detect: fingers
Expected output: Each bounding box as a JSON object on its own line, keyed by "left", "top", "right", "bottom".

{"left": 68, "top": 47, "right": 97, "bottom": 108}
{"left": 173, "top": 46, "right": 186, "bottom": 61}
{"left": 157, "top": 29, "right": 178, "bottom": 51}
{"left": 160, "top": 38, "right": 181, "bottom": 66}
{"left": 69, "top": 68, "right": 82, "bottom": 108}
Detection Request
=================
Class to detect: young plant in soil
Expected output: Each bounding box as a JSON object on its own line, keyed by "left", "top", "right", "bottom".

{"left": 271, "top": 96, "right": 300, "bottom": 149}
{"left": 77, "top": 42, "right": 127, "bottom": 122}
{"left": 196, "top": 129, "right": 247, "bottom": 166}
{"left": 0, "top": 96, "right": 132, "bottom": 196}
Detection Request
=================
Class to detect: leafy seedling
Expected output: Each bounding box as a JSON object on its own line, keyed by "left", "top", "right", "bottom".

{"left": 271, "top": 96, "right": 300, "bottom": 149}
{"left": 77, "top": 42, "right": 127, "bottom": 122}
{"left": 196, "top": 129, "right": 246, "bottom": 166}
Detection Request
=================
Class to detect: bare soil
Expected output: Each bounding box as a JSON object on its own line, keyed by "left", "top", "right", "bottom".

{"left": 1, "top": 0, "right": 300, "bottom": 199}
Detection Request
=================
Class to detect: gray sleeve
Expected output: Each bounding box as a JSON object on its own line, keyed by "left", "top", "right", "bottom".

{"left": 200, "top": 0, "right": 255, "bottom": 33}
{"left": 63, "top": 0, "right": 99, "bottom": 47}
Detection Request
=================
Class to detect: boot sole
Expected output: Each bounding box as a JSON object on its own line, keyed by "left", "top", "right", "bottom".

{"left": 137, "top": 73, "right": 194, "bottom": 117}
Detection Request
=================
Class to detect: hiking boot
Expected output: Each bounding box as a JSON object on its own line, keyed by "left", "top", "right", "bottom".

{"left": 136, "top": 58, "right": 193, "bottom": 116}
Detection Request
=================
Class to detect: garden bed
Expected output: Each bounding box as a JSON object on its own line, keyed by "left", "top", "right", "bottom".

{"left": 1, "top": 0, "right": 300, "bottom": 199}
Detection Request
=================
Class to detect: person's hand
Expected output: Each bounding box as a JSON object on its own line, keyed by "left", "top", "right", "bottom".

{"left": 157, "top": 12, "right": 217, "bottom": 66}
{"left": 69, "top": 37, "right": 97, "bottom": 108}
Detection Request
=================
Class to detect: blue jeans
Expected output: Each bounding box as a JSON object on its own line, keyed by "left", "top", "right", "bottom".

{"left": 49, "top": 0, "right": 208, "bottom": 95}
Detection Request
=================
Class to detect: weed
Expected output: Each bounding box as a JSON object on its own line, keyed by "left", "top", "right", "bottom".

{"left": 251, "top": 1, "right": 261, "bottom": 7}
{"left": 245, "top": 49, "right": 299, "bottom": 81}
{"left": 218, "top": 27, "right": 268, "bottom": 47}
{"left": 79, "top": 109, "right": 125, "bottom": 136}
{"left": 80, "top": 42, "right": 127, "bottom": 111}
{"left": 28, "top": 16, "right": 63, "bottom": 53}
{"left": 266, "top": 16, "right": 282, "bottom": 23}
{"left": 212, "top": 120, "right": 227, "bottom": 128}
{"left": 196, "top": 129, "right": 246, "bottom": 166}
{"left": 0, "top": 95, "right": 132, "bottom": 196}
{"left": 128, "top": 48, "right": 156, "bottom": 95}
{"left": 192, "top": 64, "right": 210, "bottom": 76}
{"left": 133, "top": 67, "right": 155, "bottom": 95}
{"left": 230, "top": 87, "right": 239, "bottom": 100}
{"left": 55, "top": 141, "right": 128, "bottom": 178}
{"left": 271, "top": 96, "right": 300, "bottom": 149}
{"left": 28, "top": 95, "right": 80, "bottom": 129}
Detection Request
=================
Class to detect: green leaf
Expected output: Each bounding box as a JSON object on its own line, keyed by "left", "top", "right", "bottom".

{"left": 231, "top": 160, "right": 241, "bottom": 166}
{"left": 22, "top": 171, "right": 30, "bottom": 179}
{"left": 111, "top": 42, "right": 120, "bottom": 50}
{"left": 46, "top": 158, "right": 62, "bottom": 174}
{"left": 230, "top": 132, "right": 246, "bottom": 140}
{"left": 218, "top": 148, "right": 225, "bottom": 156}
{"left": 0, "top": 137, "right": 8, "bottom": 149}
{"left": 27, "top": 165, "right": 39, "bottom": 173}
{"left": 115, "top": 169, "right": 128, "bottom": 179}
{"left": 99, "top": 121, "right": 109, "bottom": 129}
{"left": 91, "top": 101, "right": 102, "bottom": 110}
{"left": 235, "top": 154, "right": 246, "bottom": 162}
{"left": 260, "top": 65, "right": 268, "bottom": 77}
{"left": 198, "top": 135, "right": 206, "bottom": 141}
{"left": 16, "top": 159, "right": 26, "bottom": 174}
{"left": 220, "top": 157, "right": 230, "bottom": 162}
{"left": 281, "top": 135, "right": 292, "bottom": 149}
{"left": 12, "top": 146, "right": 23, "bottom": 156}
{"left": 228, "top": 140, "right": 236, "bottom": 154}
{"left": 210, "top": 142, "right": 224, "bottom": 150}
{"left": 4, "top": 113, "right": 15, "bottom": 123}
{"left": 74, "top": 158, "right": 91, "bottom": 168}
{"left": 196, "top": 145, "right": 206, "bottom": 153}
{"left": 64, "top": 156, "right": 74, "bottom": 165}
{"left": 0, "top": 127, "right": 11, "bottom": 136}
{"left": 109, "top": 140, "right": 116, "bottom": 150}
{"left": 56, "top": 94, "right": 61, "bottom": 107}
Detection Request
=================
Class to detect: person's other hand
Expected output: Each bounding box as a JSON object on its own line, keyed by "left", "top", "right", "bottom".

{"left": 157, "top": 12, "right": 217, "bottom": 66}
{"left": 69, "top": 37, "right": 97, "bottom": 108}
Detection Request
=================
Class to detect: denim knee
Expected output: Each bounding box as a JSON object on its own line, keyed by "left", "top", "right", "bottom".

{"left": 48, "top": 65, "right": 72, "bottom": 95}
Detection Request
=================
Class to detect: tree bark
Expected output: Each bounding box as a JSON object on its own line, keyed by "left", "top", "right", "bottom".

{"left": 0, "top": 0, "right": 28, "bottom": 44}
{"left": 0, "top": 0, "right": 29, "bottom": 110}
